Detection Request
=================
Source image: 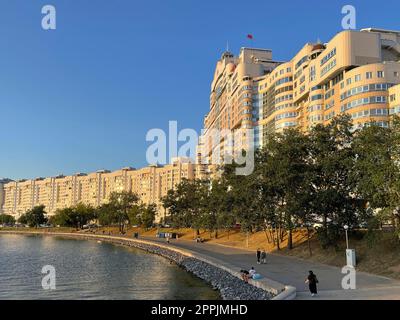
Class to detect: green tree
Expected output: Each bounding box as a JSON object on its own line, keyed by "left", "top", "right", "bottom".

{"left": 96, "top": 203, "right": 117, "bottom": 226}
{"left": 0, "top": 214, "right": 16, "bottom": 225}
{"left": 262, "top": 129, "right": 312, "bottom": 250}
{"left": 353, "top": 116, "right": 400, "bottom": 236}
{"left": 18, "top": 205, "right": 48, "bottom": 227}
{"left": 109, "top": 191, "right": 139, "bottom": 233}
{"left": 309, "top": 115, "right": 363, "bottom": 248}
{"left": 162, "top": 179, "right": 208, "bottom": 236}
{"left": 205, "top": 179, "right": 235, "bottom": 239}
{"left": 50, "top": 203, "right": 96, "bottom": 229}
{"left": 222, "top": 161, "right": 261, "bottom": 237}
{"left": 128, "top": 203, "right": 157, "bottom": 229}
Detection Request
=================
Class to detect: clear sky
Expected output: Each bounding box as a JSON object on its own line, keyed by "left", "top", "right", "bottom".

{"left": 1, "top": 0, "right": 399, "bottom": 180}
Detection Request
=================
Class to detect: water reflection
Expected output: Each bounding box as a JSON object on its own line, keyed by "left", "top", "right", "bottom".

{"left": 0, "top": 234, "right": 220, "bottom": 300}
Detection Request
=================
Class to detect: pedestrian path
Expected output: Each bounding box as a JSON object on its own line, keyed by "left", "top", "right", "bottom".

{"left": 143, "top": 236, "right": 400, "bottom": 300}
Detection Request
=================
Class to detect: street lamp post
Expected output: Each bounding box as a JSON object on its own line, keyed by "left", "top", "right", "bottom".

{"left": 344, "top": 224, "right": 356, "bottom": 267}
{"left": 344, "top": 224, "right": 349, "bottom": 250}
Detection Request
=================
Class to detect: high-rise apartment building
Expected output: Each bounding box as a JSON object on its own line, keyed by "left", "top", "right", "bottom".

{"left": 0, "top": 178, "right": 11, "bottom": 215}
{"left": 257, "top": 28, "right": 400, "bottom": 144}
{"left": 389, "top": 83, "right": 400, "bottom": 115}
{"left": 200, "top": 28, "right": 400, "bottom": 163}
{"left": 0, "top": 157, "right": 196, "bottom": 222}
{"left": 199, "top": 48, "right": 281, "bottom": 170}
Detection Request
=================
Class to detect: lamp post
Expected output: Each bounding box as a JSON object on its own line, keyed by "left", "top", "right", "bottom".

{"left": 344, "top": 224, "right": 349, "bottom": 250}
{"left": 344, "top": 224, "right": 356, "bottom": 267}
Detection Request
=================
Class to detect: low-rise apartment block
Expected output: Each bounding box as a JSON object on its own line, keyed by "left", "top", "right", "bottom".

{"left": 0, "top": 158, "right": 196, "bottom": 222}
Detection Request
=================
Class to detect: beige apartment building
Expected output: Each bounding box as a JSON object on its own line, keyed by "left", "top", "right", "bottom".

{"left": 200, "top": 28, "right": 400, "bottom": 165}
{"left": 199, "top": 48, "right": 281, "bottom": 169}
{"left": 389, "top": 83, "right": 400, "bottom": 115}
{"left": 257, "top": 28, "right": 400, "bottom": 142}
{"left": 0, "top": 157, "right": 196, "bottom": 222}
{"left": 0, "top": 179, "right": 12, "bottom": 215}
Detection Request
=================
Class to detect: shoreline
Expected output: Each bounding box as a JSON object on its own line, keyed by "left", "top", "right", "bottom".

{"left": 0, "top": 230, "right": 294, "bottom": 300}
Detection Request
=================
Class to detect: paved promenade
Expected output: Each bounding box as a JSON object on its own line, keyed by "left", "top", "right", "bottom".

{"left": 142, "top": 236, "right": 400, "bottom": 300}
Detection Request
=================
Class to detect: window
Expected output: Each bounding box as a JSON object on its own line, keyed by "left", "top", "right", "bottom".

{"left": 295, "top": 56, "right": 309, "bottom": 70}
{"left": 309, "top": 66, "right": 316, "bottom": 82}
{"left": 325, "top": 89, "right": 335, "bottom": 100}
{"left": 347, "top": 78, "right": 352, "bottom": 86}
{"left": 355, "top": 74, "right": 361, "bottom": 82}
{"left": 340, "top": 83, "right": 390, "bottom": 101}
{"left": 321, "top": 59, "right": 336, "bottom": 77}
{"left": 311, "top": 94, "right": 323, "bottom": 101}
{"left": 311, "top": 85, "right": 322, "bottom": 91}
{"left": 320, "top": 48, "right": 337, "bottom": 66}
{"left": 390, "top": 94, "right": 396, "bottom": 102}
{"left": 394, "top": 71, "right": 399, "bottom": 78}
{"left": 366, "top": 72, "right": 373, "bottom": 79}
{"left": 377, "top": 71, "right": 384, "bottom": 78}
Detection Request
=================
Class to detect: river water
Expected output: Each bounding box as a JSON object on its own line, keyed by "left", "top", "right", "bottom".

{"left": 0, "top": 234, "right": 220, "bottom": 300}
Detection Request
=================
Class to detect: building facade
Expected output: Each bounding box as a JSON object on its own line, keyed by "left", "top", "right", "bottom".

{"left": 200, "top": 28, "right": 400, "bottom": 164}
{"left": 257, "top": 28, "right": 400, "bottom": 142}
{"left": 0, "top": 179, "right": 12, "bottom": 215}
{"left": 0, "top": 158, "right": 196, "bottom": 222}
{"left": 199, "top": 48, "right": 281, "bottom": 170}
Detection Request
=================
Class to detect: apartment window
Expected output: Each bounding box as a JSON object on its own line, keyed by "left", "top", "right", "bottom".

{"left": 394, "top": 71, "right": 399, "bottom": 77}
{"left": 309, "top": 66, "right": 316, "bottom": 82}
{"left": 296, "top": 56, "right": 309, "bottom": 70}
{"left": 377, "top": 71, "right": 384, "bottom": 78}
{"left": 311, "top": 94, "right": 323, "bottom": 101}
{"left": 390, "top": 94, "right": 396, "bottom": 102}
{"left": 321, "top": 59, "right": 336, "bottom": 77}
{"left": 311, "top": 85, "right": 322, "bottom": 91}
{"left": 366, "top": 72, "right": 373, "bottom": 79}
{"left": 355, "top": 74, "right": 361, "bottom": 82}
{"left": 346, "top": 78, "right": 352, "bottom": 86}
{"left": 340, "top": 82, "right": 345, "bottom": 89}
{"left": 320, "top": 48, "right": 337, "bottom": 66}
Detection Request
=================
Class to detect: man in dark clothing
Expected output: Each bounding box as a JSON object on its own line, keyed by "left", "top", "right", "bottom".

{"left": 256, "top": 248, "right": 261, "bottom": 264}
{"left": 305, "top": 270, "right": 318, "bottom": 296}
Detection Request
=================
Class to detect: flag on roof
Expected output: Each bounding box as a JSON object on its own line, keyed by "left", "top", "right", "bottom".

{"left": 247, "top": 34, "right": 254, "bottom": 40}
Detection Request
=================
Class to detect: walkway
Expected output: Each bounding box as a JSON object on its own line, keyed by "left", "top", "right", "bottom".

{"left": 142, "top": 236, "right": 400, "bottom": 300}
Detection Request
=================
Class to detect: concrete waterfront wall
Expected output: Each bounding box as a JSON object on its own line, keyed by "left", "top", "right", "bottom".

{"left": 0, "top": 231, "right": 296, "bottom": 300}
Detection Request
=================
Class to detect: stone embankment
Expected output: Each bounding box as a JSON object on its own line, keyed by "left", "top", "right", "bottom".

{"left": 0, "top": 231, "right": 296, "bottom": 300}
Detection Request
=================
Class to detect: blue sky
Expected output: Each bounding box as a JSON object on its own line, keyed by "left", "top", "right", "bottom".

{"left": 1, "top": 0, "right": 399, "bottom": 180}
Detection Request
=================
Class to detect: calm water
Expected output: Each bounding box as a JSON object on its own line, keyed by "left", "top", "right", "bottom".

{"left": 0, "top": 234, "right": 220, "bottom": 300}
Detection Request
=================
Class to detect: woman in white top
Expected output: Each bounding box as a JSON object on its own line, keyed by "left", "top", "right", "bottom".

{"left": 249, "top": 267, "right": 256, "bottom": 278}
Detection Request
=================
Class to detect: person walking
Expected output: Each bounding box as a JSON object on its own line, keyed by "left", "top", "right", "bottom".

{"left": 305, "top": 270, "right": 319, "bottom": 297}
{"left": 256, "top": 248, "right": 261, "bottom": 264}
{"left": 261, "top": 250, "right": 267, "bottom": 264}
